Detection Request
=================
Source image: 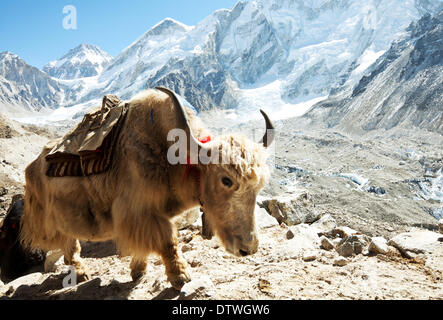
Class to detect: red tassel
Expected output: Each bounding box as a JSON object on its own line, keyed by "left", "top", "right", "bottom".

{"left": 199, "top": 136, "right": 211, "bottom": 144}
{"left": 182, "top": 136, "right": 211, "bottom": 182}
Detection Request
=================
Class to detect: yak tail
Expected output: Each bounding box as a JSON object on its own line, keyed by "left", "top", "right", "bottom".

{"left": 19, "top": 162, "right": 60, "bottom": 252}
{"left": 19, "top": 191, "right": 45, "bottom": 250}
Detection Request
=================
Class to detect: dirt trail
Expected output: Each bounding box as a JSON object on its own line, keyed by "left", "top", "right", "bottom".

{"left": 1, "top": 224, "right": 442, "bottom": 300}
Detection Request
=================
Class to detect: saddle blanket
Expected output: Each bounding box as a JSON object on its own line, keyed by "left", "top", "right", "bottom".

{"left": 45, "top": 94, "right": 128, "bottom": 177}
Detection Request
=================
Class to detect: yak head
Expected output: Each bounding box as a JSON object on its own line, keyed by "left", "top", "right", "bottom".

{"left": 157, "top": 87, "right": 275, "bottom": 257}
{"left": 197, "top": 133, "right": 272, "bottom": 257}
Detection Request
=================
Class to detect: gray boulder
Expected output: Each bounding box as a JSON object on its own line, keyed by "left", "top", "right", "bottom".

{"left": 255, "top": 205, "right": 279, "bottom": 229}
{"left": 179, "top": 276, "right": 215, "bottom": 300}
{"left": 0, "top": 272, "right": 47, "bottom": 296}
{"left": 388, "top": 230, "right": 442, "bottom": 258}
{"left": 368, "top": 237, "right": 389, "bottom": 255}
{"left": 312, "top": 214, "right": 337, "bottom": 234}
{"left": 173, "top": 207, "right": 200, "bottom": 230}
{"left": 272, "top": 224, "right": 322, "bottom": 259}
{"left": 259, "top": 193, "right": 317, "bottom": 226}
{"left": 336, "top": 235, "right": 370, "bottom": 257}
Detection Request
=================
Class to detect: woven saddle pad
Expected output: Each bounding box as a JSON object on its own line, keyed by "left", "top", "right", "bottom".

{"left": 45, "top": 95, "right": 129, "bottom": 177}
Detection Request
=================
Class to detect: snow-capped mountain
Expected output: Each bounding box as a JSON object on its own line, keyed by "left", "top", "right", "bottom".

{"left": 2, "top": 0, "right": 442, "bottom": 129}
{"left": 304, "top": 10, "right": 443, "bottom": 133}
{"left": 72, "top": 0, "right": 442, "bottom": 120}
{"left": 43, "top": 44, "right": 113, "bottom": 80}
{"left": 0, "top": 52, "right": 70, "bottom": 116}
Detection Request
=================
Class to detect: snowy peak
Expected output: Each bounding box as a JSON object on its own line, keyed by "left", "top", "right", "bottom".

{"left": 0, "top": 51, "right": 28, "bottom": 74}
{"left": 0, "top": 51, "right": 48, "bottom": 84}
{"left": 0, "top": 52, "right": 71, "bottom": 115}
{"left": 0, "top": 51, "right": 19, "bottom": 61}
{"left": 147, "top": 17, "right": 192, "bottom": 36}
{"left": 67, "top": 0, "right": 442, "bottom": 121}
{"left": 3, "top": 0, "right": 443, "bottom": 132}
{"left": 43, "top": 43, "right": 113, "bottom": 80}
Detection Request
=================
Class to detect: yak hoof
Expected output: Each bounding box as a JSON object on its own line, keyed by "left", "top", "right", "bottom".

{"left": 77, "top": 271, "right": 91, "bottom": 283}
{"left": 169, "top": 272, "right": 191, "bottom": 290}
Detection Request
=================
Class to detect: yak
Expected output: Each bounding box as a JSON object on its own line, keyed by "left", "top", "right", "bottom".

{"left": 19, "top": 87, "right": 275, "bottom": 289}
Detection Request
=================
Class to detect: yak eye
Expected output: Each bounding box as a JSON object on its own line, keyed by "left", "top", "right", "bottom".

{"left": 221, "top": 177, "right": 233, "bottom": 187}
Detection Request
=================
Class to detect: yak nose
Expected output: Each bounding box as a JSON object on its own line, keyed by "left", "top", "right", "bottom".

{"left": 239, "top": 249, "right": 249, "bottom": 257}
{"left": 237, "top": 234, "right": 259, "bottom": 256}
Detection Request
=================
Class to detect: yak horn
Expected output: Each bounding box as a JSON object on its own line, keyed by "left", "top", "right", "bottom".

{"left": 259, "top": 109, "right": 275, "bottom": 148}
{"left": 155, "top": 87, "right": 209, "bottom": 150}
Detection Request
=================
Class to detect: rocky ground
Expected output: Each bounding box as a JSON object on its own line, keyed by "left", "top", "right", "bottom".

{"left": 0, "top": 112, "right": 442, "bottom": 300}
{"left": 0, "top": 216, "right": 442, "bottom": 300}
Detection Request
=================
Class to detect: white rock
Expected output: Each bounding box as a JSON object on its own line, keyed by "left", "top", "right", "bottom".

{"left": 279, "top": 224, "right": 321, "bottom": 258}
{"left": 368, "top": 237, "right": 389, "bottom": 255}
{"left": 173, "top": 207, "right": 200, "bottom": 230}
{"left": 388, "top": 230, "right": 442, "bottom": 258}
{"left": 1, "top": 272, "right": 47, "bottom": 294}
{"left": 332, "top": 238, "right": 342, "bottom": 247}
{"left": 179, "top": 276, "right": 215, "bottom": 300}
{"left": 332, "top": 226, "right": 359, "bottom": 238}
{"left": 255, "top": 205, "right": 279, "bottom": 229}
{"left": 190, "top": 211, "right": 203, "bottom": 229}
{"left": 304, "top": 210, "right": 323, "bottom": 224}
{"left": 312, "top": 214, "right": 337, "bottom": 233}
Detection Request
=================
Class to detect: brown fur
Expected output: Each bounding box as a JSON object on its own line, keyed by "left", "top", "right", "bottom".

{"left": 20, "top": 89, "right": 270, "bottom": 288}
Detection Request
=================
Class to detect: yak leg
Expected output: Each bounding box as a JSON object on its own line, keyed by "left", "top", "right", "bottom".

{"left": 155, "top": 218, "right": 190, "bottom": 290}
{"left": 160, "top": 242, "right": 190, "bottom": 290}
{"left": 63, "top": 239, "right": 89, "bottom": 282}
{"left": 130, "top": 257, "right": 147, "bottom": 282}
{"left": 201, "top": 210, "right": 214, "bottom": 240}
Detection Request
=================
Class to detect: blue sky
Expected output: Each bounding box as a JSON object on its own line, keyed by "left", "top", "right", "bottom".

{"left": 0, "top": 0, "right": 240, "bottom": 68}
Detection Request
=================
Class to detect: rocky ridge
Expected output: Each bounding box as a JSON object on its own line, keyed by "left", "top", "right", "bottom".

{"left": 0, "top": 52, "right": 72, "bottom": 116}
{"left": 304, "top": 10, "right": 443, "bottom": 133}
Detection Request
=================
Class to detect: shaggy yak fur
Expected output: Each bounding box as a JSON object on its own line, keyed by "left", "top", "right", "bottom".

{"left": 20, "top": 88, "right": 273, "bottom": 289}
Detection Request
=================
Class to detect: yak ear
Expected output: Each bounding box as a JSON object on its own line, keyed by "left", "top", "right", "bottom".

{"left": 258, "top": 109, "right": 275, "bottom": 148}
